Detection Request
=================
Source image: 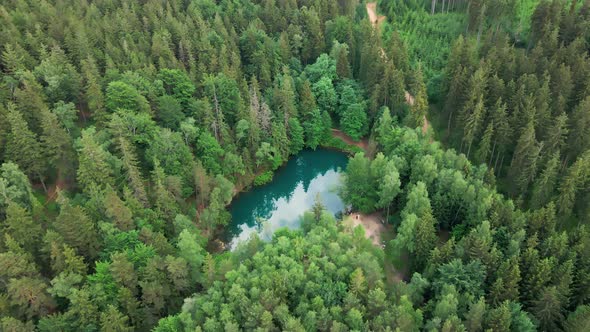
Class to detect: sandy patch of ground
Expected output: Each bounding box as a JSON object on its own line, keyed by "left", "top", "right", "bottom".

{"left": 343, "top": 211, "right": 389, "bottom": 246}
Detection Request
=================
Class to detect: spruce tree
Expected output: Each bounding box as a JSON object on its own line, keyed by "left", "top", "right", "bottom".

{"left": 76, "top": 128, "right": 115, "bottom": 193}
{"left": 475, "top": 121, "right": 494, "bottom": 166}
{"left": 117, "top": 137, "right": 148, "bottom": 206}
{"left": 39, "top": 108, "right": 75, "bottom": 178}
{"left": 530, "top": 152, "right": 560, "bottom": 209}
{"left": 462, "top": 97, "right": 486, "bottom": 158}
{"left": 54, "top": 197, "right": 100, "bottom": 259}
{"left": 509, "top": 122, "right": 541, "bottom": 197}
{"left": 5, "top": 103, "right": 46, "bottom": 184}
{"left": 405, "top": 65, "right": 428, "bottom": 130}
{"left": 567, "top": 96, "right": 590, "bottom": 161}
{"left": 4, "top": 202, "right": 42, "bottom": 254}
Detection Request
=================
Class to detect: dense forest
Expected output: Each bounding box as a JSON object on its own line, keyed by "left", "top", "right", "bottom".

{"left": 0, "top": 0, "right": 589, "bottom": 331}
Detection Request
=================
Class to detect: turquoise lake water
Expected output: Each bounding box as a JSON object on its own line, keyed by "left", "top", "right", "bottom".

{"left": 224, "top": 149, "right": 349, "bottom": 248}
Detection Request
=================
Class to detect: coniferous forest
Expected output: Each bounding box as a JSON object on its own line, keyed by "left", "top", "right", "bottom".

{"left": 1, "top": 0, "right": 590, "bottom": 331}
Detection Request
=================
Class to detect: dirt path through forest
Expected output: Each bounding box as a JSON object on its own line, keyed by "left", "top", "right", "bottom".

{"left": 366, "top": 2, "right": 386, "bottom": 28}
{"left": 331, "top": 128, "right": 369, "bottom": 151}
{"left": 367, "top": 3, "right": 431, "bottom": 136}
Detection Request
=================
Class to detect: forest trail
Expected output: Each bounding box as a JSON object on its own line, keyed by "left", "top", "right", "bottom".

{"left": 331, "top": 128, "right": 369, "bottom": 151}
{"left": 367, "top": 3, "right": 431, "bottom": 137}
{"left": 366, "top": 2, "right": 386, "bottom": 29}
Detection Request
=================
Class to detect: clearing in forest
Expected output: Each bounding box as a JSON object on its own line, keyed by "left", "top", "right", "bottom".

{"left": 342, "top": 212, "right": 389, "bottom": 247}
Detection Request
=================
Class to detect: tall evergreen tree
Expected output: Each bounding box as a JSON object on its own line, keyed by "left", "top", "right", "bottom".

{"left": 4, "top": 104, "right": 46, "bottom": 186}
{"left": 76, "top": 128, "right": 115, "bottom": 193}
{"left": 530, "top": 152, "right": 560, "bottom": 209}
{"left": 509, "top": 122, "right": 541, "bottom": 197}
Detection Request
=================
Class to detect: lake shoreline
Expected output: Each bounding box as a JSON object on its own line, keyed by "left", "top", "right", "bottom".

{"left": 207, "top": 131, "right": 368, "bottom": 252}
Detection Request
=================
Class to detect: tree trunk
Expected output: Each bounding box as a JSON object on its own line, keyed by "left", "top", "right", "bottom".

{"left": 489, "top": 139, "right": 497, "bottom": 167}
{"left": 211, "top": 84, "right": 221, "bottom": 141}
{"left": 447, "top": 109, "right": 454, "bottom": 134}
{"left": 431, "top": 0, "right": 437, "bottom": 14}
{"left": 465, "top": 2, "right": 470, "bottom": 33}
{"left": 37, "top": 173, "right": 48, "bottom": 193}
{"left": 476, "top": 5, "right": 486, "bottom": 47}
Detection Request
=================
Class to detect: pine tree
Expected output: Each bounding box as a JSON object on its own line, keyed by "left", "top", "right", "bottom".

{"left": 405, "top": 65, "right": 428, "bottom": 130}
{"left": 103, "top": 189, "right": 134, "bottom": 231}
{"left": 117, "top": 137, "right": 148, "bottom": 206}
{"left": 39, "top": 108, "right": 75, "bottom": 179}
{"left": 520, "top": 243, "right": 554, "bottom": 308}
{"left": 301, "top": 7, "right": 325, "bottom": 64}
{"left": 299, "top": 79, "right": 317, "bottom": 121}
{"left": 4, "top": 202, "right": 42, "bottom": 255}
{"left": 532, "top": 287, "right": 564, "bottom": 331}
{"left": 489, "top": 98, "right": 512, "bottom": 174}
{"left": 110, "top": 252, "right": 138, "bottom": 293}
{"left": 462, "top": 97, "right": 486, "bottom": 158}
{"left": 557, "top": 149, "right": 590, "bottom": 218}
{"left": 76, "top": 128, "right": 115, "bottom": 193}
{"left": 530, "top": 152, "right": 560, "bottom": 209}
{"left": 331, "top": 41, "right": 351, "bottom": 79}
{"left": 379, "top": 61, "right": 406, "bottom": 114}
{"left": 484, "top": 302, "right": 512, "bottom": 332}
{"left": 508, "top": 122, "right": 542, "bottom": 197}
{"left": 496, "top": 257, "right": 521, "bottom": 303}
{"left": 13, "top": 71, "right": 47, "bottom": 132}
{"left": 81, "top": 57, "right": 107, "bottom": 125}
{"left": 247, "top": 77, "right": 265, "bottom": 148}
{"left": 272, "top": 67, "right": 298, "bottom": 126}
{"left": 535, "top": 73, "right": 552, "bottom": 138}
{"left": 564, "top": 305, "right": 590, "bottom": 332}
{"left": 287, "top": 118, "right": 305, "bottom": 155}
{"left": 414, "top": 212, "right": 437, "bottom": 272}
{"left": 457, "top": 66, "right": 487, "bottom": 134}
{"left": 54, "top": 199, "right": 100, "bottom": 259}
{"left": 151, "top": 158, "right": 180, "bottom": 224}
{"left": 475, "top": 121, "right": 494, "bottom": 166}
{"left": 100, "top": 305, "right": 133, "bottom": 332}
{"left": 5, "top": 103, "right": 46, "bottom": 185}
{"left": 544, "top": 113, "right": 569, "bottom": 158}
{"left": 445, "top": 66, "right": 468, "bottom": 132}
{"left": 1, "top": 43, "right": 27, "bottom": 74}
{"left": 7, "top": 277, "right": 55, "bottom": 320}
{"left": 464, "top": 297, "right": 486, "bottom": 332}
{"left": 375, "top": 107, "right": 393, "bottom": 147}
{"left": 567, "top": 96, "right": 590, "bottom": 161}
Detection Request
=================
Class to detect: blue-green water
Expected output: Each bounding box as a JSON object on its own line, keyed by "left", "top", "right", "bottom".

{"left": 225, "top": 149, "right": 349, "bottom": 248}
